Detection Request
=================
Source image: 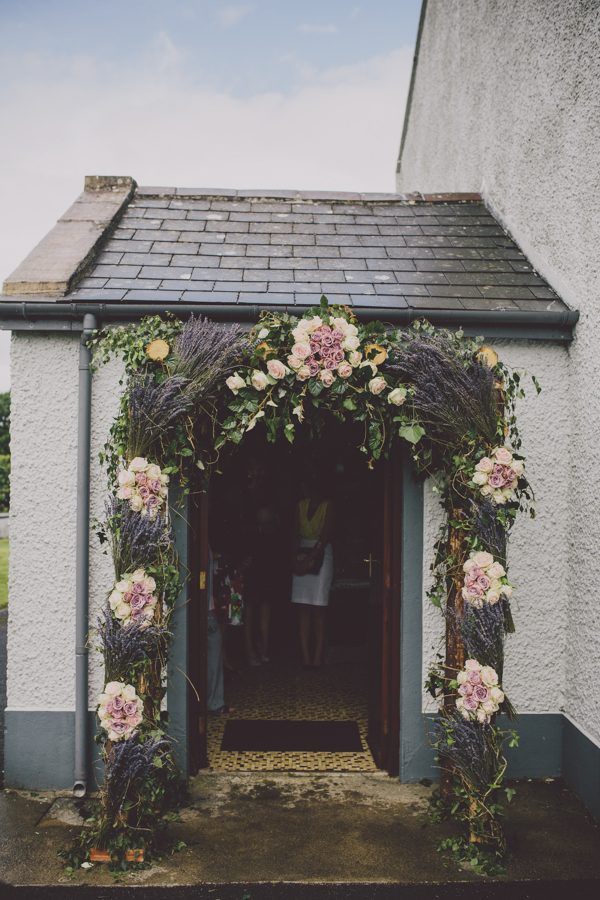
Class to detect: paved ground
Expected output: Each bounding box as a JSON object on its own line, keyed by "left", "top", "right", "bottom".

{"left": 0, "top": 773, "right": 599, "bottom": 897}
{"left": 0, "top": 608, "right": 6, "bottom": 786}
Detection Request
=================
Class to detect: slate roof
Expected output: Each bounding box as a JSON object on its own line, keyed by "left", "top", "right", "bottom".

{"left": 67, "top": 186, "right": 565, "bottom": 315}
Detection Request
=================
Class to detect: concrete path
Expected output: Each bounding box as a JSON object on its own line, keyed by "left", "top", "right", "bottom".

{"left": 0, "top": 773, "right": 599, "bottom": 897}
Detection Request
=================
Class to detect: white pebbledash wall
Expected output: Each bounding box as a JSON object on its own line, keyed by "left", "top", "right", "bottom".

{"left": 398, "top": 0, "right": 600, "bottom": 746}
{"left": 8, "top": 331, "right": 570, "bottom": 728}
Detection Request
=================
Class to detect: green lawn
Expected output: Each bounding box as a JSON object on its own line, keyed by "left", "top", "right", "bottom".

{"left": 0, "top": 538, "right": 8, "bottom": 609}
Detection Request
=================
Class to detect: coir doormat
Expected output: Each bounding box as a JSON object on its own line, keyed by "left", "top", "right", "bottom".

{"left": 221, "top": 719, "right": 363, "bottom": 752}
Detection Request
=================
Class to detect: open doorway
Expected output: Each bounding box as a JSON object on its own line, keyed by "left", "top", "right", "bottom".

{"left": 187, "top": 422, "right": 402, "bottom": 775}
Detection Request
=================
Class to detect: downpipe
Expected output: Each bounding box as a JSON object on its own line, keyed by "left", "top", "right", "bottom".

{"left": 73, "top": 313, "right": 97, "bottom": 797}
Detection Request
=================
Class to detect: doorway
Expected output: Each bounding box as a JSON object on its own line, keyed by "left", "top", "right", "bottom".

{"left": 187, "top": 423, "right": 402, "bottom": 775}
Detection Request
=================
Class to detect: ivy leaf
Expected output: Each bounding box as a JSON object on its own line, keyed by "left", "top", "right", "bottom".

{"left": 398, "top": 424, "right": 425, "bottom": 445}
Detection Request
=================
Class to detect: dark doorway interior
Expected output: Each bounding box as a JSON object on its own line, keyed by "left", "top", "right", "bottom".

{"left": 188, "top": 422, "right": 401, "bottom": 774}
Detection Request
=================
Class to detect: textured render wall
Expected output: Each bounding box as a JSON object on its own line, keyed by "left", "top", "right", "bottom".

{"left": 422, "top": 340, "right": 570, "bottom": 714}
{"left": 7, "top": 333, "right": 124, "bottom": 712}
{"left": 399, "top": 0, "right": 600, "bottom": 744}
{"left": 7, "top": 333, "right": 79, "bottom": 710}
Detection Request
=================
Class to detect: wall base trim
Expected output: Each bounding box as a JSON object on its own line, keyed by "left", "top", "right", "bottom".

{"left": 563, "top": 715, "right": 600, "bottom": 821}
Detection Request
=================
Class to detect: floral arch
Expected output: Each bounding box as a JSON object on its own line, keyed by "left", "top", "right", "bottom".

{"left": 70, "top": 297, "right": 537, "bottom": 872}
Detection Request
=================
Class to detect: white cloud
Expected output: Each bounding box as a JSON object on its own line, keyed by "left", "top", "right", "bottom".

{"left": 0, "top": 43, "right": 414, "bottom": 391}
{"left": 297, "top": 23, "right": 339, "bottom": 35}
{"left": 215, "top": 4, "right": 253, "bottom": 27}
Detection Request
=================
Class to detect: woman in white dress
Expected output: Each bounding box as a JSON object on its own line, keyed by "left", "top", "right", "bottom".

{"left": 291, "top": 485, "right": 334, "bottom": 668}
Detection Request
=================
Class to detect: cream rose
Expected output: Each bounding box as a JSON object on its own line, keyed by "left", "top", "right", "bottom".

{"left": 226, "top": 372, "right": 246, "bottom": 395}
{"left": 129, "top": 457, "right": 148, "bottom": 473}
{"left": 456, "top": 670, "right": 469, "bottom": 685}
{"left": 472, "top": 551, "right": 494, "bottom": 569}
{"left": 117, "top": 468, "right": 135, "bottom": 487}
{"left": 480, "top": 484, "right": 493, "bottom": 497}
{"left": 337, "top": 361, "right": 353, "bottom": 379}
{"left": 291, "top": 342, "right": 311, "bottom": 360}
{"left": 486, "top": 561, "right": 505, "bottom": 579}
{"left": 368, "top": 376, "right": 386, "bottom": 396}
{"left": 296, "top": 365, "right": 311, "bottom": 382}
{"left": 465, "top": 659, "right": 481, "bottom": 671}
{"left": 476, "top": 457, "right": 494, "bottom": 474}
{"left": 501, "top": 584, "right": 513, "bottom": 599}
{"left": 122, "top": 684, "right": 138, "bottom": 702}
{"left": 512, "top": 459, "right": 524, "bottom": 476}
{"left": 490, "top": 686, "right": 505, "bottom": 703}
{"left": 472, "top": 471, "right": 488, "bottom": 486}
{"left": 287, "top": 354, "right": 303, "bottom": 371}
{"left": 348, "top": 350, "right": 362, "bottom": 367}
{"left": 343, "top": 335, "right": 361, "bottom": 352}
{"left": 320, "top": 369, "right": 336, "bottom": 387}
{"left": 251, "top": 370, "right": 269, "bottom": 391}
{"left": 387, "top": 387, "right": 407, "bottom": 406}
{"left": 494, "top": 447, "right": 513, "bottom": 465}
{"left": 480, "top": 666, "right": 499, "bottom": 687}
{"left": 267, "top": 359, "right": 288, "bottom": 380}
{"left": 493, "top": 491, "right": 507, "bottom": 505}
{"left": 130, "top": 495, "right": 143, "bottom": 512}
{"left": 105, "top": 681, "right": 124, "bottom": 697}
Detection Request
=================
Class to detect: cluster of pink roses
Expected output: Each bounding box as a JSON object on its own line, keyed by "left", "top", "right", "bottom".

{"left": 108, "top": 569, "right": 158, "bottom": 627}
{"left": 471, "top": 446, "right": 524, "bottom": 505}
{"left": 456, "top": 660, "right": 505, "bottom": 723}
{"left": 116, "top": 457, "right": 169, "bottom": 518}
{"left": 97, "top": 681, "right": 144, "bottom": 742}
{"left": 462, "top": 550, "right": 513, "bottom": 608}
{"left": 287, "top": 314, "right": 361, "bottom": 387}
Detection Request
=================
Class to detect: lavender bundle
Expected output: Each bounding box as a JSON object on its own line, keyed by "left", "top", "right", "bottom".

{"left": 102, "top": 735, "right": 173, "bottom": 832}
{"left": 432, "top": 715, "right": 504, "bottom": 791}
{"left": 388, "top": 332, "right": 498, "bottom": 451}
{"left": 98, "top": 606, "right": 169, "bottom": 682}
{"left": 169, "top": 315, "right": 249, "bottom": 403}
{"left": 104, "top": 497, "right": 172, "bottom": 576}
{"left": 126, "top": 373, "right": 192, "bottom": 461}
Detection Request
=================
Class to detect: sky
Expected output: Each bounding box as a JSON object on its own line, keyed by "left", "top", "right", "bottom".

{"left": 0, "top": 0, "right": 422, "bottom": 391}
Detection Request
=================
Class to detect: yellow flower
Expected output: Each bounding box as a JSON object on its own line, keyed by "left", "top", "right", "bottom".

{"left": 365, "top": 343, "right": 387, "bottom": 366}
{"left": 146, "top": 339, "right": 170, "bottom": 361}
{"left": 476, "top": 345, "right": 499, "bottom": 368}
{"left": 255, "top": 341, "right": 275, "bottom": 358}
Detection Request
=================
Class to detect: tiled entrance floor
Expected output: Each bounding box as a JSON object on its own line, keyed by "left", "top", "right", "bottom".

{"left": 207, "top": 660, "right": 378, "bottom": 772}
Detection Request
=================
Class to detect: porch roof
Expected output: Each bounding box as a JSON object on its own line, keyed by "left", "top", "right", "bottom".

{"left": 0, "top": 176, "right": 577, "bottom": 341}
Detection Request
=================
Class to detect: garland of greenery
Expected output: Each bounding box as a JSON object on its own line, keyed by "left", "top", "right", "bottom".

{"left": 65, "top": 297, "right": 537, "bottom": 873}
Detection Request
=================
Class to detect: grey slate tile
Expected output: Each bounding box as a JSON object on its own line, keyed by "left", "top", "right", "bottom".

{"left": 94, "top": 264, "right": 141, "bottom": 278}
{"left": 140, "top": 266, "right": 193, "bottom": 279}
{"left": 374, "top": 283, "right": 429, "bottom": 296}
{"left": 270, "top": 257, "right": 318, "bottom": 270}
{"left": 368, "top": 258, "right": 415, "bottom": 271}
{"left": 207, "top": 220, "right": 248, "bottom": 233}
{"left": 246, "top": 270, "right": 292, "bottom": 282}
{"left": 70, "top": 288, "right": 127, "bottom": 301}
{"left": 295, "top": 268, "right": 344, "bottom": 282}
{"left": 134, "top": 230, "right": 181, "bottom": 243}
{"left": 247, "top": 244, "right": 291, "bottom": 257}
{"left": 271, "top": 233, "right": 315, "bottom": 246}
{"left": 317, "top": 258, "right": 366, "bottom": 270}
{"left": 250, "top": 222, "right": 292, "bottom": 234}
{"left": 156, "top": 242, "right": 200, "bottom": 255}
{"left": 106, "top": 278, "right": 161, "bottom": 290}
{"left": 160, "top": 279, "right": 214, "bottom": 291}
{"left": 193, "top": 267, "right": 241, "bottom": 281}
{"left": 221, "top": 256, "right": 268, "bottom": 269}
{"left": 294, "top": 246, "right": 340, "bottom": 258}
{"left": 125, "top": 289, "right": 183, "bottom": 301}
{"left": 121, "top": 253, "right": 172, "bottom": 266}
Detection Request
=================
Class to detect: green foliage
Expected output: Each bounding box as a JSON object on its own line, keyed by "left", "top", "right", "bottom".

{"left": 0, "top": 392, "right": 9, "bottom": 456}
{"left": 0, "top": 453, "right": 9, "bottom": 512}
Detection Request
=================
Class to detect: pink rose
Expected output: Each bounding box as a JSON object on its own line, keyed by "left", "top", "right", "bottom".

{"left": 308, "top": 359, "right": 320, "bottom": 376}
{"left": 111, "top": 707, "right": 125, "bottom": 719}
{"left": 324, "top": 357, "right": 337, "bottom": 370}
{"left": 135, "top": 473, "right": 148, "bottom": 486}
{"left": 310, "top": 340, "right": 320, "bottom": 353}
{"left": 139, "top": 486, "right": 150, "bottom": 499}
{"left": 149, "top": 478, "right": 161, "bottom": 492}
{"left": 322, "top": 334, "right": 334, "bottom": 347}
{"left": 111, "top": 695, "right": 124, "bottom": 710}
{"left": 337, "top": 361, "right": 353, "bottom": 378}
{"left": 146, "top": 495, "right": 159, "bottom": 508}
{"left": 463, "top": 695, "right": 478, "bottom": 711}
{"left": 332, "top": 329, "right": 344, "bottom": 341}
{"left": 123, "top": 701, "right": 139, "bottom": 717}
{"left": 126, "top": 715, "right": 142, "bottom": 728}
{"left": 333, "top": 349, "right": 344, "bottom": 363}
{"left": 118, "top": 486, "right": 133, "bottom": 500}
{"left": 458, "top": 683, "right": 473, "bottom": 697}
{"left": 467, "top": 583, "right": 485, "bottom": 598}
{"left": 474, "top": 685, "right": 489, "bottom": 702}
{"left": 488, "top": 472, "right": 504, "bottom": 488}
{"left": 477, "top": 575, "right": 491, "bottom": 590}
{"left": 111, "top": 720, "right": 128, "bottom": 734}
{"left": 468, "top": 670, "right": 482, "bottom": 685}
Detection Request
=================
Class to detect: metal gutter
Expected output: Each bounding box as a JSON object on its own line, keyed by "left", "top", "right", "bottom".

{"left": 73, "top": 312, "right": 96, "bottom": 798}
{"left": 0, "top": 299, "right": 580, "bottom": 341}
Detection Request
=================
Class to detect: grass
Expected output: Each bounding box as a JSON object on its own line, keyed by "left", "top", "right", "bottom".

{"left": 0, "top": 538, "right": 8, "bottom": 609}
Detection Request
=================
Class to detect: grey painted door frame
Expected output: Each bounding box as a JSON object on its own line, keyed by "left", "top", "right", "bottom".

{"left": 167, "top": 447, "right": 428, "bottom": 783}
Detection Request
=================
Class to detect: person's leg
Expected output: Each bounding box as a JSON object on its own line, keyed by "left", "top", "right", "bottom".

{"left": 244, "top": 603, "right": 260, "bottom": 665}
{"left": 313, "top": 606, "right": 326, "bottom": 667}
{"left": 298, "top": 603, "right": 311, "bottom": 666}
{"left": 207, "top": 610, "right": 225, "bottom": 711}
{"left": 258, "top": 600, "right": 271, "bottom": 661}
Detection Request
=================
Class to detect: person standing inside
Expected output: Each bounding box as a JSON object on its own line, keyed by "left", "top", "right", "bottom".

{"left": 291, "top": 477, "right": 334, "bottom": 668}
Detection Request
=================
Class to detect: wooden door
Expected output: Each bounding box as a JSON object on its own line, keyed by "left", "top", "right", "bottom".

{"left": 187, "top": 489, "right": 210, "bottom": 773}
{"left": 367, "top": 450, "right": 402, "bottom": 775}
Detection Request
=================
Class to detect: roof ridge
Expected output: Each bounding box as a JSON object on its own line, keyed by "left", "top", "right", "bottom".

{"left": 134, "top": 185, "right": 482, "bottom": 204}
